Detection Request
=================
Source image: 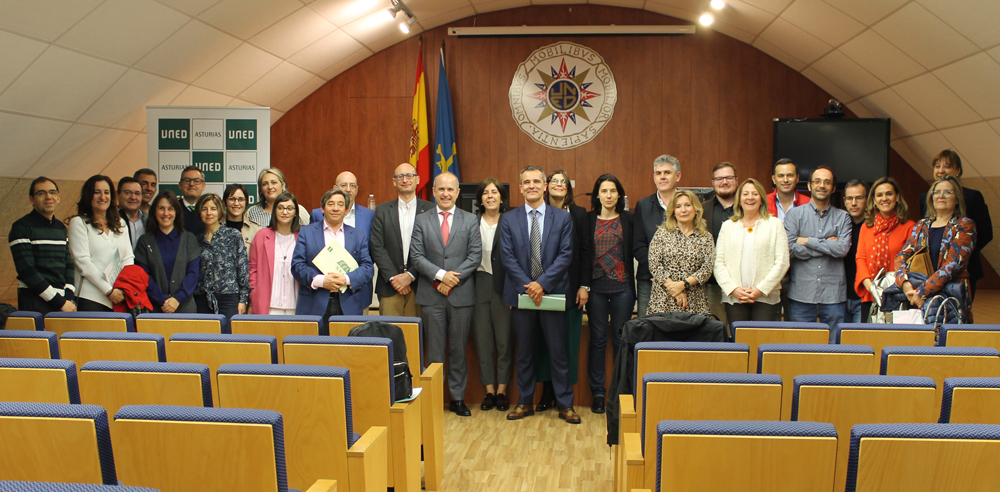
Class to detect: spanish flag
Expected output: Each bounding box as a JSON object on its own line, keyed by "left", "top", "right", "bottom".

{"left": 409, "top": 41, "right": 430, "bottom": 199}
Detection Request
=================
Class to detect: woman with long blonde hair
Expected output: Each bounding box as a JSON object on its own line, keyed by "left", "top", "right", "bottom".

{"left": 647, "top": 190, "right": 715, "bottom": 314}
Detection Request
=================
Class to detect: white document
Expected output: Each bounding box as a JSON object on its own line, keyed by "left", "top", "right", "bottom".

{"left": 312, "top": 240, "right": 359, "bottom": 293}
{"left": 103, "top": 250, "right": 125, "bottom": 285}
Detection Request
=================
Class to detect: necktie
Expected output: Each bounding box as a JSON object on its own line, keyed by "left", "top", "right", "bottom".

{"left": 529, "top": 210, "right": 541, "bottom": 280}
{"left": 440, "top": 211, "right": 451, "bottom": 246}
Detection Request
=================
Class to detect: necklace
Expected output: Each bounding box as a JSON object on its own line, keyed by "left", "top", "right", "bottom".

{"left": 741, "top": 217, "right": 756, "bottom": 233}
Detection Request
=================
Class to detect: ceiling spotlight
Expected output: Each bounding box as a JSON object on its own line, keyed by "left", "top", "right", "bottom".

{"left": 383, "top": 1, "right": 404, "bottom": 22}
{"left": 399, "top": 15, "right": 416, "bottom": 34}
{"left": 699, "top": 13, "right": 714, "bottom": 26}
{"left": 710, "top": 0, "right": 725, "bottom": 9}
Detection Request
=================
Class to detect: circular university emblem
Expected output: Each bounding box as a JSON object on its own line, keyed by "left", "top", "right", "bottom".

{"left": 509, "top": 42, "right": 618, "bottom": 150}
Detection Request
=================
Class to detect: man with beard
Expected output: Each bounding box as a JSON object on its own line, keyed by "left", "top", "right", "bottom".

{"left": 784, "top": 166, "right": 852, "bottom": 334}
{"left": 702, "top": 162, "right": 738, "bottom": 333}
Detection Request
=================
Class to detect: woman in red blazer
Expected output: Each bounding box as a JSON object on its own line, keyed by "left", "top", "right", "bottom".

{"left": 249, "top": 192, "right": 302, "bottom": 314}
{"left": 855, "top": 177, "right": 916, "bottom": 315}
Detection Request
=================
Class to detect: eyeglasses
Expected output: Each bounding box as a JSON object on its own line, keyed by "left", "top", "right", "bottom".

{"left": 120, "top": 190, "right": 142, "bottom": 197}
{"left": 275, "top": 206, "right": 297, "bottom": 213}
{"left": 932, "top": 190, "right": 955, "bottom": 196}
{"left": 712, "top": 176, "right": 737, "bottom": 183}
{"left": 810, "top": 179, "right": 834, "bottom": 186}
{"left": 226, "top": 197, "right": 246, "bottom": 203}
{"left": 549, "top": 178, "right": 568, "bottom": 185}
{"left": 180, "top": 178, "right": 205, "bottom": 185}
{"left": 844, "top": 197, "right": 865, "bottom": 203}
{"left": 32, "top": 190, "right": 59, "bottom": 198}
{"left": 338, "top": 183, "right": 358, "bottom": 189}
{"left": 394, "top": 173, "right": 417, "bottom": 180}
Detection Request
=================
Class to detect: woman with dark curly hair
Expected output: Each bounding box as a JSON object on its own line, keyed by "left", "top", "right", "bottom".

{"left": 67, "top": 175, "right": 133, "bottom": 311}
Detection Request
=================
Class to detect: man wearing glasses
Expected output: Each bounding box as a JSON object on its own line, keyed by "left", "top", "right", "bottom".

{"left": 117, "top": 176, "right": 147, "bottom": 250}
{"left": 370, "top": 163, "right": 434, "bottom": 316}
{"left": 9, "top": 177, "right": 76, "bottom": 314}
{"left": 702, "top": 162, "right": 738, "bottom": 334}
{"left": 310, "top": 171, "right": 375, "bottom": 236}
{"left": 178, "top": 165, "right": 206, "bottom": 236}
{"left": 783, "top": 166, "right": 852, "bottom": 337}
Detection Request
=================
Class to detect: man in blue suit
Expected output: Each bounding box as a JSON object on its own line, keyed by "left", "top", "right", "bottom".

{"left": 500, "top": 166, "right": 580, "bottom": 424}
{"left": 292, "top": 189, "right": 374, "bottom": 332}
{"left": 309, "top": 171, "right": 374, "bottom": 314}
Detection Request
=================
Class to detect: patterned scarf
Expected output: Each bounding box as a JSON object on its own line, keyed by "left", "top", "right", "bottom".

{"left": 870, "top": 212, "right": 899, "bottom": 276}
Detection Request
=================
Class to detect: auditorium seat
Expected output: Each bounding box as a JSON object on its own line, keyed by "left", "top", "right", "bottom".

{"left": 792, "top": 374, "right": 939, "bottom": 492}
{"left": 58, "top": 332, "right": 165, "bottom": 375}
{"left": 651, "top": 420, "right": 837, "bottom": 492}
{"left": 939, "top": 324, "right": 1000, "bottom": 352}
{"left": 165, "top": 333, "right": 276, "bottom": 407}
{"left": 619, "top": 373, "right": 782, "bottom": 492}
{"left": 4, "top": 311, "right": 43, "bottom": 331}
{"left": 939, "top": 377, "right": 1000, "bottom": 424}
{"left": 0, "top": 402, "right": 116, "bottom": 485}
{"left": 732, "top": 321, "right": 830, "bottom": 372}
{"left": 0, "top": 481, "right": 159, "bottom": 491}
{"left": 0, "top": 331, "right": 59, "bottom": 359}
{"left": 217, "top": 363, "right": 388, "bottom": 492}
{"left": 846, "top": 423, "right": 1000, "bottom": 491}
{"left": 0, "top": 358, "right": 79, "bottom": 404}
{"left": 43, "top": 312, "right": 133, "bottom": 338}
{"left": 326, "top": 314, "right": 444, "bottom": 489}
{"left": 79, "top": 361, "right": 211, "bottom": 431}
{"left": 283, "top": 336, "right": 421, "bottom": 492}
{"left": 229, "top": 315, "right": 321, "bottom": 364}
{"left": 112, "top": 405, "right": 337, "bottom": 492}
{"left": 757, "top": 343, "right": 874, "bottom": 420}
{"left": 621, "top": 342, "right": 749, "bottom": 442}
{"left": 881, "top": 346, "right": 1000, "bottom": 405}
{"left": 135, "top": 314, "right": 228, "bottom": 349}
{"left": 835, "top": 323, "right": 936, "bottom": 374}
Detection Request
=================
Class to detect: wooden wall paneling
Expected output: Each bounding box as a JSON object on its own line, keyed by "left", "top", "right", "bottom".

{"left": 660, "top": 32, "right": 693, "bottom": 185}
{"left": 630, "top": 34, "right": 665, "bottom": 197}
{"left": 689, "top": 30, "right": 723, "bottom": 185}
{"left": 596, "top": 35, "right": 634, "bottom": 203}
{"left": 719, "top": 40, "right": 752, "bottom": 174}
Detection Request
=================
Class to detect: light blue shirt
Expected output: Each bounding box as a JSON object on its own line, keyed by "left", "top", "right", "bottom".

{"left": 524, "top": 201, "right": 546, "bottom": 240}
{"left": 784, "top": 201, "right": 852, "bottom": 304}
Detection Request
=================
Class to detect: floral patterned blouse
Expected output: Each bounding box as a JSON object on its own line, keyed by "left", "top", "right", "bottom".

{"left": 647, "top": 226, "right": 715, "bottom": 314}
{"left": 195, "top": 224, "right": 250, "bottom": 310}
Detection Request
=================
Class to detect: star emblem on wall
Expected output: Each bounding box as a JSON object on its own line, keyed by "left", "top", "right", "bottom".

{"left": 526, "top": 59, "right": 602, "bottom": 132}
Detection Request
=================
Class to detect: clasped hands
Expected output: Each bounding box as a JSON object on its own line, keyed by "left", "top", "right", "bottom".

{"left": 390, "top": 272, "right": 414, "bottom": 295}
{"left": 662, "top": 278, "right": 689, "bottom": 309}
{"left": 730, "top": 286, "right": 764, "bottom": 304}
{"left": 323, "top": 272, "right": 349, "bottom": 292}
{"left": 437, "top": 271, "right": 461, "bottom": 295}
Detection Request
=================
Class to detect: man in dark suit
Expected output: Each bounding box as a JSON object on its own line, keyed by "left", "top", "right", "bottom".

{"left": 370, "top": 163, "right": 435, "bottom": 316}
{"left": 178, "top": 165, "right": 205, "bottom": 236}
{"left": 500, "top": 165, "right": 580, "bottom": 424}
{"left": 919, "top": 149, "right": 992, "bottom": 302}
{"left": 633, "top": 155, "right": 681, "bottom": 317}
{"left": 291, "top": 189, "right": 374, "bottom": 330}
{"left": 409, "top": 172, "right": 482, "bottom": 416}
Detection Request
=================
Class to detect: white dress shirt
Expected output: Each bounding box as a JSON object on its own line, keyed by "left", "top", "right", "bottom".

{"left": 399, "top": 196, "right": 417, "bottom": 264}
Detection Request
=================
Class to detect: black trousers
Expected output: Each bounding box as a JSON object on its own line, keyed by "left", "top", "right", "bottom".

{"left": 320, "top": 292, "right": 342, "bottom": 336}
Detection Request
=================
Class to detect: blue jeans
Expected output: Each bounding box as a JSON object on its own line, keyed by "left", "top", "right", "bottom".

{"left": 587, "top": 288, "right": 635, "bottom": 398}
{"left": 787, "top": 299, "right": 845, "bottom": 343}
{"left": 845, "top": 299, "right": 863, "bottom": 324}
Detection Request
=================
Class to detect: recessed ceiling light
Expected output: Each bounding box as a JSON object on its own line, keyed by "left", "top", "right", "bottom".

{"left": 699, "top": 13, "right": 714, "bottom": 26}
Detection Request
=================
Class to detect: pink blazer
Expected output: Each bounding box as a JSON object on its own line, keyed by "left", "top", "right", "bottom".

{"left": 248, "top": 228, "right": 299, "bottom": 314}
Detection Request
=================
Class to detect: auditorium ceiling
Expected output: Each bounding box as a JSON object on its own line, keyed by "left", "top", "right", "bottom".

{"left": 1, "top": 0, "right": 998, "bottom": 180}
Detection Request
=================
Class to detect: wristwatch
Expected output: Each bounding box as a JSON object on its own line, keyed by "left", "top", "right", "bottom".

{"left": 581, "top": 286, "right": 591, "bottom": 292}
{"left": 683, "top": 279, "right": 691, "bottom": 291}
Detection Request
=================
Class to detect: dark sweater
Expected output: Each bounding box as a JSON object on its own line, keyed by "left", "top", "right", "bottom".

{"left": 8, "top": 209, "right": 75, "bottom": 309}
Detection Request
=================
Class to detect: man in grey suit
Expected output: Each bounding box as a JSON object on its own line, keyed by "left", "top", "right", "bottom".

{"left": 409, "top": 172, "right": 483, "bottom": 416}
{"left": 370, "top": 163, "right": 435, "bottom": 316}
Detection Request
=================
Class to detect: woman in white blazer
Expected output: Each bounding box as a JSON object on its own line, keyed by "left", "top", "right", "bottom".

{"left": 67, "top": 175, "right": 134, "bottom": 311}
{"left": 713, "top": 178, "right": 789, "bottom": 323}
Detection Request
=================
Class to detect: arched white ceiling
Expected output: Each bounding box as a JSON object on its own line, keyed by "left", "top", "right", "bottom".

{"left": 1, "top": 0, "right": 999, "bottom": 182}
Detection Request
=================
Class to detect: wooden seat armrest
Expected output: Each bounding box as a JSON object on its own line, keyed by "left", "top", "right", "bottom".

{"left": 348, "top": 426, "right": 388, "bottom": 492}
{"left": 304, "top": 479, "right": 337, "bottom": 492}
{"left": 623, "top": 432, "right": 645, "bottom": 492}
{"left": 390, "top": 397, "right": 422, "bottom": 492}
{"left": 619, "top": 394, "right": 636, "bottom": 436}
{"left": 419, "top": 362, "right": 445, "bottom": 490}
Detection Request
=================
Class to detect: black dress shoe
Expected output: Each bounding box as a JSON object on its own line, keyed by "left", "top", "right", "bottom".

{"left": 495, "top": 393, "right": 510, "bottom": 411}
{"left": 591, "top": 396, "right": 606, "bottom": 414}
{"left": 535, "top": 381, "right": 556, "bottom": 411}
{"left": 480, "top": 393, "right": 496, "bottom": 411}
{"left": 450, "top": 400, "right": 472, "bottom": 417}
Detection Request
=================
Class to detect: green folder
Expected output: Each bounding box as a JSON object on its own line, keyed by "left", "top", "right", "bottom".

{"left": 517, "top": 294, "right": 566, "bottom": 311}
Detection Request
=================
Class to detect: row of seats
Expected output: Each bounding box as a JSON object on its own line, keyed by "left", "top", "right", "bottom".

{"left": 0, "top": 481, "right": 159, "bottom": 491}
{"left": 0, "top": 336, "right": 442, "bottom": 491}
{"left": 0, "top": 401, "right": 343, "bottom": 492}
{"left": 0, "top": 313, "right": 445, "bottom": 490}
{"left": 629, "top": 420, "right": 1000, "bottom": 492}
{"left": 619, "top": 373, "right": 1000, "bottom": 492}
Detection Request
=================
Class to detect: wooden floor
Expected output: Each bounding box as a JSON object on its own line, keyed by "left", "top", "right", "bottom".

{"left": 430, "top": 290, "right": 1000, "bottom": 492}
{"left": 436, "top": 403, "right": 613, "bottom": 492}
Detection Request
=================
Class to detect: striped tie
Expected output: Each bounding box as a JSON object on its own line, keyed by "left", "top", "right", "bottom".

{"left": 529, "top": 210, "right": 542, "bottom": 280}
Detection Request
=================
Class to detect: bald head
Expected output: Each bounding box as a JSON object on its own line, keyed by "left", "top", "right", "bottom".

{"left": 392, "top": 163, "right": 419, "bottom": 198}
{"left": 433, "top": 172, "right": 459, "bottom": 211}
{"left": 335, "top": 171, "right": 358, "bottom": 201}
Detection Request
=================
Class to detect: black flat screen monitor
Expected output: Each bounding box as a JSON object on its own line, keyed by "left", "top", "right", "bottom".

{"left": 772, "top": 118, "right": 890, "bottom": 188}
